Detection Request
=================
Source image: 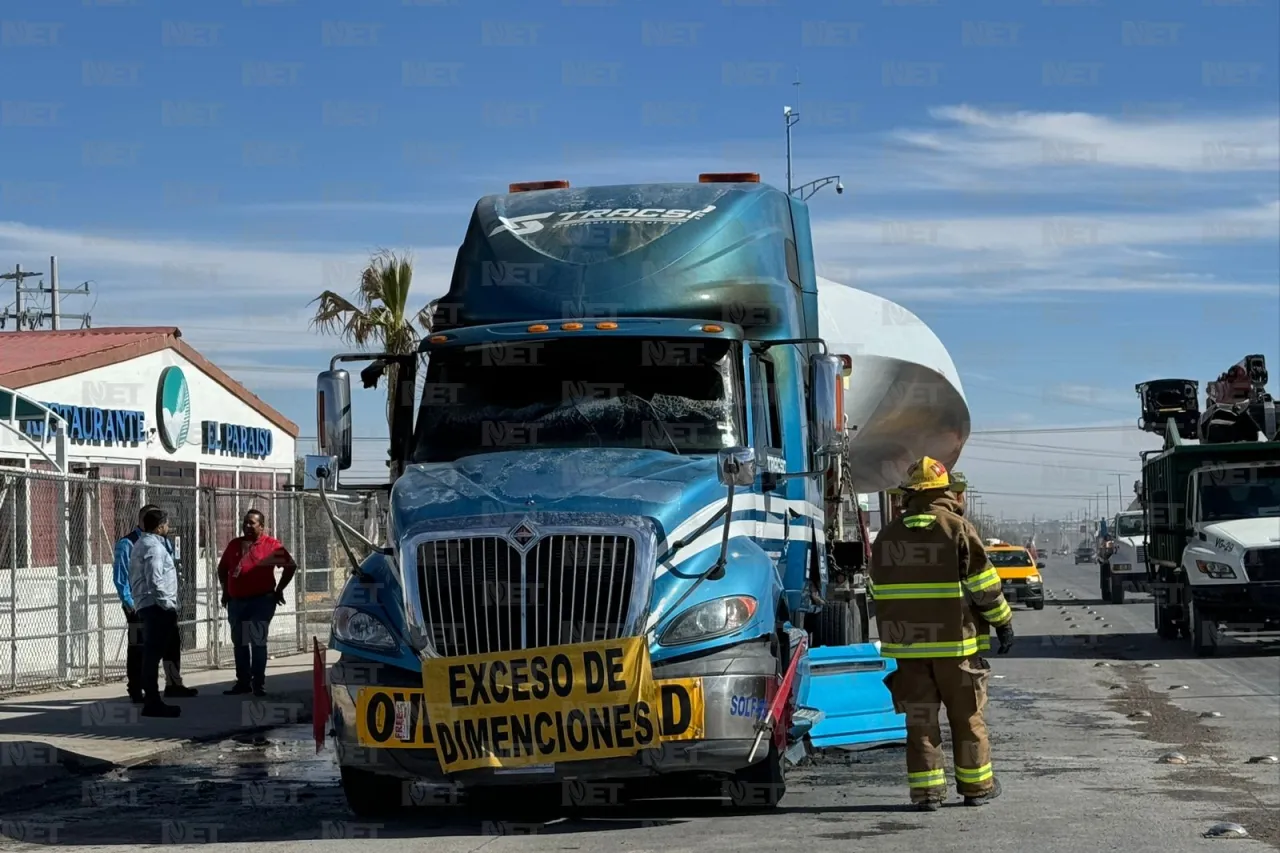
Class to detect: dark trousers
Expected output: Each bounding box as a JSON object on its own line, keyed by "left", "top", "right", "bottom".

{"left": 138, "top": 605, "right": 180, "bottom": 702}
{"left": 228, "top": 595, "right": 276, "bottom": 689}
{"left": 125, "top": 605, "right": 182, "bottom": 693}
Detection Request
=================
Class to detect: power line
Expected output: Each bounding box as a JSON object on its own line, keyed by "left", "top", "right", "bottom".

{"left": 959, "top": 454, "right": 1135, "bottom": 474}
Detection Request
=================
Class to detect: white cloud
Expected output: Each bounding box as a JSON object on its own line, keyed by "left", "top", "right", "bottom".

{"left": 0, "top": 220, "right": 458, "bottom": 301}
{"left": 919, "top": 105, "right": 1280, "bottom": 174}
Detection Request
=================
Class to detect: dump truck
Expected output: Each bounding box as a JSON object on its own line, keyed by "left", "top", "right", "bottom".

{"left": 1136, "top": 355, "right": 1280, "bottom": 655}
{"left": 307, "top": 174, "right": 970, "bottom": 814}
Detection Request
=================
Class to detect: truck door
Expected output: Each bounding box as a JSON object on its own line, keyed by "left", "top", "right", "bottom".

{"left": 750, "top": 352, "right": 788, "bottom": 572}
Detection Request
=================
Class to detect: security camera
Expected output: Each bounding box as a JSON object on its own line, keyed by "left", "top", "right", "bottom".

{"left": 835, "top": 182, "right": 844, "bottom": 194}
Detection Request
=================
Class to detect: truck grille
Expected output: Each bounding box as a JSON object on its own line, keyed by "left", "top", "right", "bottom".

{"left": 417, "top": 534, "right": 636, "bottom": 657}
{"left": 1136, "top": 546, "right": 1147, "bottom": 564}
{"left": 1243, "top": 547, "right": 1280, "bottom": 583}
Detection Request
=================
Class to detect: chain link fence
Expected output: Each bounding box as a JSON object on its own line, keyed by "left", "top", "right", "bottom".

{"left": 0, "top": 466, "right": 381, "bottom": 696}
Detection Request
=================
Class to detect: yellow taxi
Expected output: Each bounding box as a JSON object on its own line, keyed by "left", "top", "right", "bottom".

{"left": 985, "top": 543, "right": 1045, "bottom": 610}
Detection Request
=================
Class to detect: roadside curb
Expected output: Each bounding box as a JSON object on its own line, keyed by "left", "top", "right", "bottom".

{"left": 0, "top": 684, "right": 318, "bottom": 801}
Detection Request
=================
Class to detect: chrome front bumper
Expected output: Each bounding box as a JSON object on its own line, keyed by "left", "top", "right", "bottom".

{"left": 330, "top": 638, "right": 780, "bottom": 785}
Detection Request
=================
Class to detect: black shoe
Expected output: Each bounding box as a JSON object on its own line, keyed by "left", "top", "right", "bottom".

{"left": 964, "top": 778, "right": 1002, "bottom": 807}
{"left": 223, "top": 683, "right": 252, "bottom": 695}
{"left": 164, "top": 685, "right": 199, "bottom": 698}
{"left": 252, "top": 685, "right": 266, "bottom": 697}
{"left": 914, "top": 801, "right": 942, "bottom": 812}
{"left": 127, "top": 690, "right": 145, "bottom": 704}
{"left": 140, "top": 701, "right": 181, "bottom": 718}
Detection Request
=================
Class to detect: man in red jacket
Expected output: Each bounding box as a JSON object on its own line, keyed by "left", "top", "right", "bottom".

{"left": 217, "top": 509, "right": 297, "bottom": 696}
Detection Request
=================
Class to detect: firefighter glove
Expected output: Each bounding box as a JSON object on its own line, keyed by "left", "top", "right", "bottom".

{"left": 996, "top": 622, "right": 1015, "bottom": 654}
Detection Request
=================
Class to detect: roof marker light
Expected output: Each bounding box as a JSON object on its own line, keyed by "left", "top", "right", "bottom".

{"left": 595, "top": 321, "right": 618, "bottom": 330}
{"left": 509, "top": 180, "right": 570, "bottom": 193}
{"left": 527, "top": 324, "right": 550, "bottom": 333}
{"left": 701, "top": 324, "right": 724, "bottom": 333}
{"left": 428, "top": 334, "right": 449, "bottom": 344}
{"left": 561, "top": 322, "right": 584, "bottom": 331}
{"left": 698, "top": 173, "right": 760, "bottom": 183}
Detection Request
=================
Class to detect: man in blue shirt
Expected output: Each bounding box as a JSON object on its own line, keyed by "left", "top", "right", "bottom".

{"left": 114, "top": 504, "right": 197, "bottom": 703}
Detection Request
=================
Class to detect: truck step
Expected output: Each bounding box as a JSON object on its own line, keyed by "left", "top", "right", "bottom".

{"left": 788, "top": 705, "right": 825, "bottom": 740}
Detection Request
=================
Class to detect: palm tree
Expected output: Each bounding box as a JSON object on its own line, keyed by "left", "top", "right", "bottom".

{"left": 308, "top": 249, "right": 433, "bottom": 434}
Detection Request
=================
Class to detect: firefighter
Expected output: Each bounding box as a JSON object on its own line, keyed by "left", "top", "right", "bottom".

{"left": 869, "top": 457, "right": 1014, "bottom": 811}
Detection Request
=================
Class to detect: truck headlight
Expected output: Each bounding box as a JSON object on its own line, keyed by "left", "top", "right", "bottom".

{"left": 332, "top": 606, "right": 399, "bottom": 651}
{"left": 659, "top": 595, "right": 758, "bottom": 646}
{"left": 1027, "top": 574, "right": 1041, "bottom": 583}
{"left": 1194, "top": 560, "right": 1236, "bottom": 579}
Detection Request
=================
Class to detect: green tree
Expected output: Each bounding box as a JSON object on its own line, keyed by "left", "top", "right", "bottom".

{"left": 308, "top": 249, "right": 433, "bottom": 435}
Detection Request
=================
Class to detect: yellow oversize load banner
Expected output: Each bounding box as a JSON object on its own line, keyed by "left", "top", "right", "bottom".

{"left": 419, "top": 637, "right": 661, "bottom": 773}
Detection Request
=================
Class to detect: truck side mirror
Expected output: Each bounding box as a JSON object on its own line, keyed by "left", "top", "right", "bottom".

{"left": 717, "top": 446, "right": 757, "bottom": 488}
{"left": 1036, "top": 561, "right": 1046, "bottom": 570}
{"left": 809, "top": 353, "right": 845, "bottom": 456}
{"left": 317, "top": 369, "right": 353, "bottom": 471}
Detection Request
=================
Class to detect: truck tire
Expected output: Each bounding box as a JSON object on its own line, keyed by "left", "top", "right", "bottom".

{"left": 1187, "top": 596, "right": 1219, "bottom": 657}
{"left": 1154, "top": 601, "right": 1179, "bottom": 640}
{"left": 726, "top": 740, "right": 785, "bottom": 809}
{"left": 1100, "top": 565, "right": 1113, "bottom": 602}
{"left": 1110, "top": 577, "right": 1126, "bottom": 605}
{"left": 341, "top": 767, "right": 407, "bottom": 818}
{"left": 813, "top": 600, "right": 864, "bottom": 647}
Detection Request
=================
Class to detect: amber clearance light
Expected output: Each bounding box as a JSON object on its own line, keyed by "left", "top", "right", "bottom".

{"left": 701, "top": 324, "right": 724, "bottom": 333}
{"left": 509, "top": 180, "right": 570, "bottom": 193}
{"left": 560, "top": 322, "right": 583, "bottom": 331}
{"left": 698, "top": 172, "right": 760, "bottom": 183}
{"left": 527, "top": 324, "right": 550, "bottom": 333}
{"left": 428, "top": 334, "right": 448, "bottom": 344}
{"left": 595, "top": 321, "right": 618, "bottom": 330}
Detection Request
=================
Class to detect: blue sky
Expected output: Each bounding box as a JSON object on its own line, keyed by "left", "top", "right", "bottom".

{"left": 1, "top": 0, "right": 1277, "bottom": 517}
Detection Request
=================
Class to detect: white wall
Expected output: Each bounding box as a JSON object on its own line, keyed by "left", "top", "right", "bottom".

{"left": 0, "top": 347, "right": 295, "bottom": 470}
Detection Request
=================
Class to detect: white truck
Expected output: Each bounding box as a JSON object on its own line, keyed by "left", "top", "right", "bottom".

{"left": 1098, "top": 510, "right": 1151, "bottom": 604}
{"left": 1136, "top": 355, "right": 1280, "bottom": 655}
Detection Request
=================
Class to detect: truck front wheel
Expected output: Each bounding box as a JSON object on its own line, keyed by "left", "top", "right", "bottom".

{"left": 1187, "top": 596, "right": 1220, "bottom": 657}
{"left": 341, "top": 767, "right": 407, "bottom": 818}
{"left": 1110, "top": 577, "right": 1126, "bottom": 605}
{"left": 726, "top": 740, "right": 785, "bottom": 809}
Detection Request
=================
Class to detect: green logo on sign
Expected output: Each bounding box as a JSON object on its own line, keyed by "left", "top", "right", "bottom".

{"left": 157, "top": 366, "right": 191, "bottom": 453}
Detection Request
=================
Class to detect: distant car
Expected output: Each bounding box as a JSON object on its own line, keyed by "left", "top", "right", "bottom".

{"left": 1074, "top": 546, "right": 1095, "bottom": 564}
{"left": 987, "top": 544, "right": 1045, "bottom": 610}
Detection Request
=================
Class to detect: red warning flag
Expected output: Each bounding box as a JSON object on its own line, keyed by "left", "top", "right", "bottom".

{"left": 312, "top": 637, "right": 330, "bottom": 753}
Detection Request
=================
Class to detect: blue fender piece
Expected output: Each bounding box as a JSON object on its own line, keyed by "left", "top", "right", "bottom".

{"left": 802, "top": 643, "right": 906, "bottom": 750}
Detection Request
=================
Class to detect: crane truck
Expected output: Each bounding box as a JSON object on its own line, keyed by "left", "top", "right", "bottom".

{"left": 1136, "top": 355, "right": 1280, "bottom": 655}
{"left": 306, "top": 174, "right": 971, "bottom": 815}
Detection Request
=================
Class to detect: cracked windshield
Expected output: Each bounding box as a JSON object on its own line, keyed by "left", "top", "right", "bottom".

{"left": 0, "top": 1, "right": 1276, "bottom": 852}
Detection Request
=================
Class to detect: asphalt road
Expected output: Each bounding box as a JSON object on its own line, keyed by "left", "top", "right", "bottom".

{"left": 3, "top": 555, "right": 1277, "bottom": 852}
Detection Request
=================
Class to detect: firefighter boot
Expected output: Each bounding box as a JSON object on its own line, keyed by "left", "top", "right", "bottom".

{"left": 964, "top": 777, "right": 1002, "bottom": 807}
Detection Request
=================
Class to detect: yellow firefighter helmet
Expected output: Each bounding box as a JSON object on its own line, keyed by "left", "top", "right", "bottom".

{"left": 901, "top": 456, "right": 951, "bottom": 492}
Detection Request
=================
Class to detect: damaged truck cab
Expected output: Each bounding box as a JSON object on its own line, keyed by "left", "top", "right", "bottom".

{"left": 311, "top": 175, "right": 903, "bottom": 815}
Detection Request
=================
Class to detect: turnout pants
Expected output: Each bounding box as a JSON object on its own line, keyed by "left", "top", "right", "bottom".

{"left": 885, "top": 655, "right": 995, "bottom": 802}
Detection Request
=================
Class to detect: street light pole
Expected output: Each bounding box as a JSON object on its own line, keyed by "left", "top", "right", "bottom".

{"left": 783, "top": 86, "right": 842, "bottom": 202}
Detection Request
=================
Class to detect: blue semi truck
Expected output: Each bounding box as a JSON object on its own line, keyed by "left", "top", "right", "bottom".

{"left": 308, "top": 174, "right": 927, "bottom": 815}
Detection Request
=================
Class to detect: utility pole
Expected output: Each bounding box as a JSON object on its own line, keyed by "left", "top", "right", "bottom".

{"left": 0, "top": 264, "right": 41, "bottom": 330}
{"left": 1, "top": 256, "right": 92, "bottom": 330}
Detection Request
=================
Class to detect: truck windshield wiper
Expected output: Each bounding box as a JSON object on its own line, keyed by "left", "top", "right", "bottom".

{"left": 622, "top": 390, "right": 680, "bottom": 455}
